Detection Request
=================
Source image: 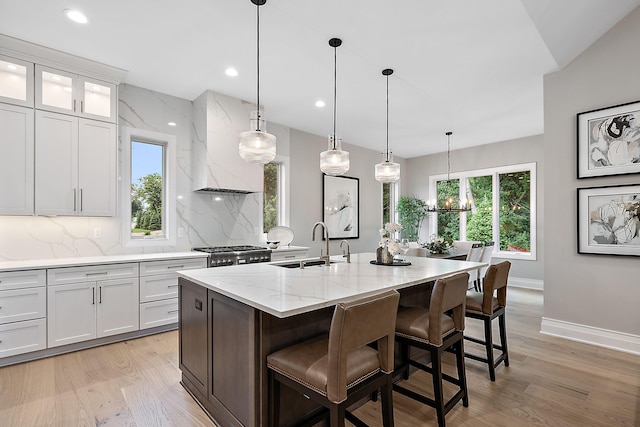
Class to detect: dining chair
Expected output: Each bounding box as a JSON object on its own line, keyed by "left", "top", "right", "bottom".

{"left": 477, "top": 241, "right": 495, "bottom": 290}
{"left": 464, "top": 261, "right": 511, "bottom": 381}
{"left": 406, "top": 247, "right": 428, "bottom": 257}
{"left": 465, "top": 243, "right": 484, "bottom": 291}
{"left": 452, "top": 240, "right": 481, "bottom": 252}
{"left": 267, "top": 289, "right": 400, "bottom": 427}
{"left": 393, "top": 272, "right": 470, "bottom": 427}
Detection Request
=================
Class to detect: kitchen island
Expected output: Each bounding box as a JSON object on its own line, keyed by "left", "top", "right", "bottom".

{"left": 177, "top": 253, "right": 485, "bottom": 427}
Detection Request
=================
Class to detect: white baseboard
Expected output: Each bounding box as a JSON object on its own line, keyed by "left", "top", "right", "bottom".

{"left": 540, "top": 317, "right": 640, "bottom": 355}
{"left": 508, "top": 276, "right": 543, "bottom": 291}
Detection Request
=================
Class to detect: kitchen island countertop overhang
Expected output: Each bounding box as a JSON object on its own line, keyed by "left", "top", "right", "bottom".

{"left": 177, "top": 252, "right": 486, "bottom": 318}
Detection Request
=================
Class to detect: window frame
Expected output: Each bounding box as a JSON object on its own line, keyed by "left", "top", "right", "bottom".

{"left": 428, "top": 162, "right": 537, "bottom": 260}
{"left": 121, "top": 127, "right": 176, "bottom": 248}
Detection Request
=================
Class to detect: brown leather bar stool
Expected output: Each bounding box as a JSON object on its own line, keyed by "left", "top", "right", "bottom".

{"left": 393, "top": 272, "right": 470, "bottom": 427}
{"left": 266, "top": 289, "right": 400, "bottom": 427}
{"left": 464, "top": 261, "right": 511, "bottom": 381}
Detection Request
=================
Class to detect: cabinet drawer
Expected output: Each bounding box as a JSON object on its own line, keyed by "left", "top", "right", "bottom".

{"left": 270, "top": 250, "right": 309, "bottom": 262}
{"left": 47, "top": 263, "right": 138, "bottom": 285}
{"left": 0, "top": 287, "right": 46, "bottom": 325}
{"left": 0, "top": 318, "right": 47, "bottom": 358}
{"left": 140, "top": 274, "right": 178, "bottom": 303}
{"left": 0, "top": 270, "right": 46, "bottom": 291}
{"left": 139, "top": 258, "right": 207, "bottom": 276}
{"left": 140, "top": 298, "right": 178, "bottom": 330}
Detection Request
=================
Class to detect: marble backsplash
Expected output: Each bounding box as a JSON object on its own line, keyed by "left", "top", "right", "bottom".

{"left": 0, "top": 84, "right": 272, "bottom": 261}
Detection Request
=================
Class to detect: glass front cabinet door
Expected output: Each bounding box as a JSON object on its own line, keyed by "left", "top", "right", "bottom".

{"left": 35, "top": 65, "right": 116, "bottom": 123}
{"left": 0, "top": 55, "right": 34, "bottom": 107}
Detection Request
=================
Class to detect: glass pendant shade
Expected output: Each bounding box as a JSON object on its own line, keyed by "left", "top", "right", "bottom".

{"left": 320, "top": 135, "right": 349, "bottom": 176}
{"left": 375, "top": 157, "right": 400, "bottom": 183}
{"left": 239, "top": 110, "right": 276, "bottom": 163}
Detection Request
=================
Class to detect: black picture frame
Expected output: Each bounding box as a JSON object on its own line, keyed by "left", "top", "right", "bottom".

{"left": 322, "top": 174, "right": 359, "bottom": 239}
{"left": 577, "top": 184, "right": 640, "bottom": 256}
{"left": 577, "top": 100, "right": 640, "bottom": 178}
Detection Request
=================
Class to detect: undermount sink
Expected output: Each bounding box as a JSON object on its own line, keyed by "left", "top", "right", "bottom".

{"left": 273, "top": 259, "right": 338, "bottom": 268}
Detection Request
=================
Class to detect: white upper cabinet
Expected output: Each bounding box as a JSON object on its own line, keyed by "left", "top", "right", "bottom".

{"left": 0, "top": 55, "right": 33, "bottom": 107}
{"left": 0, "top": 104, "right": 34, "bottom": 215}
{"left": 35, "top": 110, "right": 116, "bottom": 216}
{"left": 35, "top": 65, "right": 116, "bottom": 123}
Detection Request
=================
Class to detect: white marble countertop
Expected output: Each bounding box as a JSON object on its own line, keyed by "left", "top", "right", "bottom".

{"left": 178, "top": 253, "right": 486, "bottom": 318}
{"left": 0, "top": 251, "right": 209, "bottom": 272}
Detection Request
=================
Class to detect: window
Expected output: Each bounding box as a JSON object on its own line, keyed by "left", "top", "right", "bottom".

{"left": 262, "top": 156, "right": 289, "bottom": 233}
{"left": 263, "top": 162, "right": 279, "bottom": 233}
{"left": 430, "top": 163, "right": 536, "bottom": 259}
{"left": 382, "top": 181, "right": 398, "bottom": 225}
{"left": 121, "top": 127, "right": 176, "bottom": 247}
{"left": 131, "top": 141, "right": 164, "bottom": 239}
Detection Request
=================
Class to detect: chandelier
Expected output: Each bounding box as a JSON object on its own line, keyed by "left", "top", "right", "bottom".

{"left": 320, "top": 38, "right": 350, "bottom": 176}
{"left": 426, "top": 132, "right": 471, "bottom": 213}
{"left": 238, "top": 0, "right": 276, "bottom": 164}
{"left": 374, "top": 68, "right": 400, "bottom": 183}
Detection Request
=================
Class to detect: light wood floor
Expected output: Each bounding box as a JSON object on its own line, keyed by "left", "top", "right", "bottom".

{"left": 0, "top": 288, "right": 638, "bottom": 426}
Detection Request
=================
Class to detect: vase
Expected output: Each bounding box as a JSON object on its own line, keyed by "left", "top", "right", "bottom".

{"left": 376, "top": 245, "right": 394, "bottom": 265}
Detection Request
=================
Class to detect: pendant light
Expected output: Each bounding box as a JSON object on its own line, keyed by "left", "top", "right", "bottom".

{"left": 375, "top": 68, "right": 400, "bottom": 183}
{"left": 238, "top": 0, "right": 276, "bottom": 164}
{"left": 427, "top": 132, "right": 471, "bottom": 212}
{"left": 320, "top": 38, "right": 350, "bottom": 176}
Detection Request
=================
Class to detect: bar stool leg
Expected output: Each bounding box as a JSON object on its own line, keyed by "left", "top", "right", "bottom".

{"left": 381, "top": 375, "right": 395, "bottom": 427}
{"left": 269, "top": 371, "right": 280, "bottom": 427}
{"left": 431, "top": 348, "right": 446, "bottom": 427}
{"left": 455, "top": 340, "right": 469, "bottom": 407}
{"left": 499, "top": 313, "right": 509, "bottom": 367}
{"left": 484, "top": 317, "right": 496, "bottom": 381}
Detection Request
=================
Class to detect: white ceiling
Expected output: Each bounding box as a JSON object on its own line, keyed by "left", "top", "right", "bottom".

{"left": 1, "top": 0, "right": 639, "bottom": 158}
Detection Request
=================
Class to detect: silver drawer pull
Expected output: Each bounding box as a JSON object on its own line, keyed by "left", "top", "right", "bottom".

{"left": 167, "top": 265, "right": 184, "bottom": 269}
{"left": 167, "top": 309, "right": 179, "bottom": 314}
{"left": 167, "top": 284, "right": 179, "bottom": 288}
{"left": 284, "top": 255, "right": 295, "bottom": 259}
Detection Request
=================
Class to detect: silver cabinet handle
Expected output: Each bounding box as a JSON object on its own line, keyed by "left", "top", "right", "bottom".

{"left": 80, "top": 100, "right": 84, "bottom": 113}
{"left": 167, "top": 309, "right": 179, "bottom": 314}
{"left": 167, "top": 265, "right": 184, "bottom": 270}
{"left": 99, "top": 286, "right": 102, "bottom": 304}
{"left": 167, "top": 284, "right": 179, "bottom": 288}
{"left": 80, "top": 188, "right": 83, "bottom": 212}
{"left": 73, "top": 99, "right": 76, "bottom": 112}
{"left": 86, "top": 272, "right": 108, "bottom": 277}
{"left": 73, "top": 188, "right": 77, "bottom": 211}
{"left": 92, "top": 286, "right": 95, "bottom": 305}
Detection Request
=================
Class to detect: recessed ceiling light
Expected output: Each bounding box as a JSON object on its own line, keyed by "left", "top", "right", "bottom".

{"left": 168, "top": 122, "right": 177, "bottom": 127}
{"left": 64, "top": 9, "right": 88, "bottom": 24}
{"left": 315, "top": 100, "right": 326, "bottom": 108}
{"left": 225, "top": 68, "right": 239, "bottom": 77}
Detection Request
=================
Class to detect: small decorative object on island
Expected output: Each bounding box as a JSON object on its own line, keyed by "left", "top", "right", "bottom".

{"left": 377, "top": 222, "right": 402, "bottom": 264}
{"left": 423, "top": 234, "right": 453, "bottom": 254}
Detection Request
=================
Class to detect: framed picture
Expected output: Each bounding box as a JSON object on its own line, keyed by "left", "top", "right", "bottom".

{"left": 577, "top": 184, "right": 640, "bottom": 256}
{"left": 577, "top": 100, "right": 640, "bottom": 178}
{"left": 322, "top": 174, "right": 359, "bottom": 239}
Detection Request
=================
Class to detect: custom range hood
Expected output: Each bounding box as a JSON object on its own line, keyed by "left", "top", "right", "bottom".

{"left": 192, "top": 91, "right": 263, "bottom": 194}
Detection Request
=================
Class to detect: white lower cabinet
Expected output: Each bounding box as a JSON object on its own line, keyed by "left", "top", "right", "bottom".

{"left": 138, "top": 257, "right": 206, "bottom": 329}
{"left": 47, "top": 264, "right": 139, "bottom": 348}
{"left": 140, "top": 298, "right": 179, "bottom": 329}
{"left": 0, "top": 318, "right": 46, "bottom": 358}
{"left": 0, "top": 270, "right": 47, "bottom": 358}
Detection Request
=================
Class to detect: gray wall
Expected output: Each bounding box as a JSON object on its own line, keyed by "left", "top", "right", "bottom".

{"left": 404, "top": 135, "right": 545, "bottom": 282}
{"left": 289, "top": 128, "right": 408, "bottom": 256}
{"left": 544, "top": 6, "right": 640, "bottom": 336}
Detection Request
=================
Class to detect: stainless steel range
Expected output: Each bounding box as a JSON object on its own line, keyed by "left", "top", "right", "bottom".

{"left": 192, "top": 245, "right": 271, "bottom": 267}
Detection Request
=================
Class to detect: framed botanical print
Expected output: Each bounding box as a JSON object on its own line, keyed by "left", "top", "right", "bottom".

{"left": 577, "top": 184, "right": 640, "bottom": 256}
{"left": 322, "top": 174, "right": 359, "bottom": 239}
{"left": 577, "top": 100, "right": 640, "bottom": 178}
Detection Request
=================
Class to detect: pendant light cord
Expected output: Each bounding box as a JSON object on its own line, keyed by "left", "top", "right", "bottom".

{"left": 446, "top": 131, "right": 452, "bottom": 183}
{"left": 255, "top": 2, "right": 260, "bottom": 130}
{"left": 385, "top": 73, "right": 389, "bottom": 162}
{"left": 332, "top": 43, "right": 337, "bottom": 149}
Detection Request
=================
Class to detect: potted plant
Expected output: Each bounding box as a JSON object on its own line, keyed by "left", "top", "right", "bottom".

{"left": 396, "top": 196, "right": 428, "bottom": 241}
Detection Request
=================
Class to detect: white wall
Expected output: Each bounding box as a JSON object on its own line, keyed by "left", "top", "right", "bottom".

{"left": 543, "top": 6, "right": 640, "bottom": 349}
{"left": 404, "top": 135, "right": 545, "bottom": 283}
